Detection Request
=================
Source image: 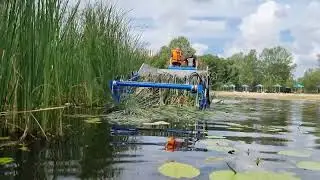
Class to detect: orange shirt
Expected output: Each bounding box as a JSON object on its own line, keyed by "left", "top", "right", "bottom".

{"left": 171, "top": 49, "right": 182, "bottom": 62}
{"left": 166, "top": 137, "right": 176, "bottom": 152}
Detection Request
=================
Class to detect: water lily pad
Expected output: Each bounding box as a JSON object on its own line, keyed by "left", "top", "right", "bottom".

{"left": 278, "top": 150, "right": 311, "bottom": 158}
{"left": 297, "top": 161, "right": 320, "bottom": 171}
{"left": 206, "top": 135, "right": 226, "bottom": 139}
{"left": 205, "top": 157, "right": 224, "bottom": 163}
{"left": 209, "top": 170, "right": 234, "bottom": 180}
{"left": 0, "top": 157, "right": 14, "bottom": 165}
{"left": 209, "top": 170, "right": 300, "bottom": 180}
{"left": 158, "top": 162, "right": 200, "bottom": 179}
{"left": 84, "top": 118, "right": 102, "bottom": 124}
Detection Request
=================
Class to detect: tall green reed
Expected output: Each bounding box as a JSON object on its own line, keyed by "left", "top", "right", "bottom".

{"left": 0, "top": 0, "right": 148, "bottom": 133}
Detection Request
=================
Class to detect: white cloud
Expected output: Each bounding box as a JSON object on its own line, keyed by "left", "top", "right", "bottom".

{"left": 183, "top": 19, "right": 227, "bottom": 38}
{"left": 106, "top": 0, "right": 261, "bottom": 53}
{"left": 110, "top": 0, "right": 260, "bottom": 19}
{"left": 225, "top": 0, "right": 289, "bottom": 55}
{"left": 77, "top": 0, "right": 320, "bottom": 77}
{"left": 192, "top": 43, "right": 209, "bottom": 55}
{"left": 225, "top": 0, "right": 320, "bottom": 77}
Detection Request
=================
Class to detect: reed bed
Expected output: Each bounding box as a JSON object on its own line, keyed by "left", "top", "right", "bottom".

{"left": 0, "top": 0, "right": 148, "bottom": 133}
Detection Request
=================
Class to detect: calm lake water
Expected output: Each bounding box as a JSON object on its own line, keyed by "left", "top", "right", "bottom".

{"left": 1, "top": 98, "right": 320, "bottom": 179}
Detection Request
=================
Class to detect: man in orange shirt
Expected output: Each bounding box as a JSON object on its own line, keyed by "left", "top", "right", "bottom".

{"left": 170, "top": 48, "right": 183, "bottom": 66}
{"left": 165, "top": 136, "right": 184, "bottom": 152}
{"left": 165, "top": 136, "right": 195, "bottom": 152}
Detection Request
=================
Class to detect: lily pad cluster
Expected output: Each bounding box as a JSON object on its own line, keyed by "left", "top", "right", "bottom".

{"left": 277, "top": 149, "right": 320, "bottom": 172}
{"left": 157, "top": 161, "right": 302, "bottom": 180}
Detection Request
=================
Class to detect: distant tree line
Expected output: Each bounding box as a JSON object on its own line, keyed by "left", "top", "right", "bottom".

{"left": 146, "top": 36, "right": 320, "bottom": 93}
{"left": 200, "top": 47, "right": 297, "bottom": 92}
{"left": 299, "top": 67, "right": 320, "bottom": 93}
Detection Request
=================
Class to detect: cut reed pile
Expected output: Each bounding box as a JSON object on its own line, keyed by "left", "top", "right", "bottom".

{"left": 106, "top": 70, "right": 213, "bottom": 126}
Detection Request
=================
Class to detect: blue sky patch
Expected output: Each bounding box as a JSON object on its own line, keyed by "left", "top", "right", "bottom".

{"left": 279, "top": 29, "right": 294, "bottom": 43}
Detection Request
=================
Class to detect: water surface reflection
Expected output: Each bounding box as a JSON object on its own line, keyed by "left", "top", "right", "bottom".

{"left": 1, "top": 98, "right": 320, "bottom": 179}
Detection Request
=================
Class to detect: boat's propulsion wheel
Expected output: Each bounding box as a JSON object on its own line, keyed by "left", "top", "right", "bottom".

{"left": 187, "top": 72, "right": 210, "bottom": 109}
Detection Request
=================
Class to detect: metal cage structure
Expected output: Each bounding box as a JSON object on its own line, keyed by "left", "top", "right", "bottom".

{"left": 109, "top": 63, "right": 211, "bottom": 110}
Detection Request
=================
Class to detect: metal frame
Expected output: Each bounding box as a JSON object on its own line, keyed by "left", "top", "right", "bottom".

{"left": 109, "top": 64, "right": 210, "bottom": 110}
{"left": 168, "top": 65, "right": 197, "bottom": 70}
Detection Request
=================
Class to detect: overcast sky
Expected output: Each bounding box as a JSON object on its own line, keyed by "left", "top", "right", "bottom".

{"left": 81, "top": 0, "right": 320, "bottom": 78}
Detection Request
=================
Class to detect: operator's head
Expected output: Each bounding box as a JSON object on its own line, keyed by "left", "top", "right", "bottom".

{"left": 175, "top": 47, "right": 180, "bottom": 51}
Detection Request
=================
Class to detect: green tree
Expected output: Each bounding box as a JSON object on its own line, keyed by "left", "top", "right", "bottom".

{"left": 225, "top": 58, "right": 240, "bottom": 86}
{"left": 168, "top": 36, "right": 196, "bottom": 57}
{"left": 301, "top": 68, "right": 320, "bottom": 93}
{"left": 200, "top": 54, "right": 224, "bottom": 89}
{"left": 149, "top": 46, "right": 170, "bottom": 68}
{"left": 226, "top": 52, "right": 245, "bottom": 86}
{"left": 235, "top": 50, "right": 260, "bottom": 87}
{"left": 259, "top": 46, "right": 296, "bottom": 89}
{"left": 200, "top": 54, "right": 239, "bottom": 90}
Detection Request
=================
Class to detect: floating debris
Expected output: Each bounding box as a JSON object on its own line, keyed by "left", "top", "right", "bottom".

{"left": 84, "top": 118, "right": 102, "bottom": 124}
{"left": 228, "top": 127, "right": 243, "bottom": 131}
{"left": 158, "top": 161, "right": 200, "bottom": 179}
{"left": 19, "top": 146, "right": 30, "bottom": 152}
{"left": 0, "top": 141, "right": 18, "bottom": 148}
{"left": 225, "top": 122, "right": 250, "bottom": 129}
{"left": 0, "top": 137, "right": 10, "bottom": 141}
{"left": 206, "top": 135, "right": 226, "bottom": 139}
{"left": 142, "top": 121, "right": 170, "bottom": 126}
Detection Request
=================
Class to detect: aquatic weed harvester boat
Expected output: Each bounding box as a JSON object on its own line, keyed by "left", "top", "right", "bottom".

{"left": 109, "top": 51, "right": 211, "bottom": 110}
{"left": 108, "top": 49, "right": 211, "bottom": 151}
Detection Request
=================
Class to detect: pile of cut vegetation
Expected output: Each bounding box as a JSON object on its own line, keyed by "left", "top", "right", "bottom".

{"left": 106, "top": 72, "right": 212, "bottom": 126}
